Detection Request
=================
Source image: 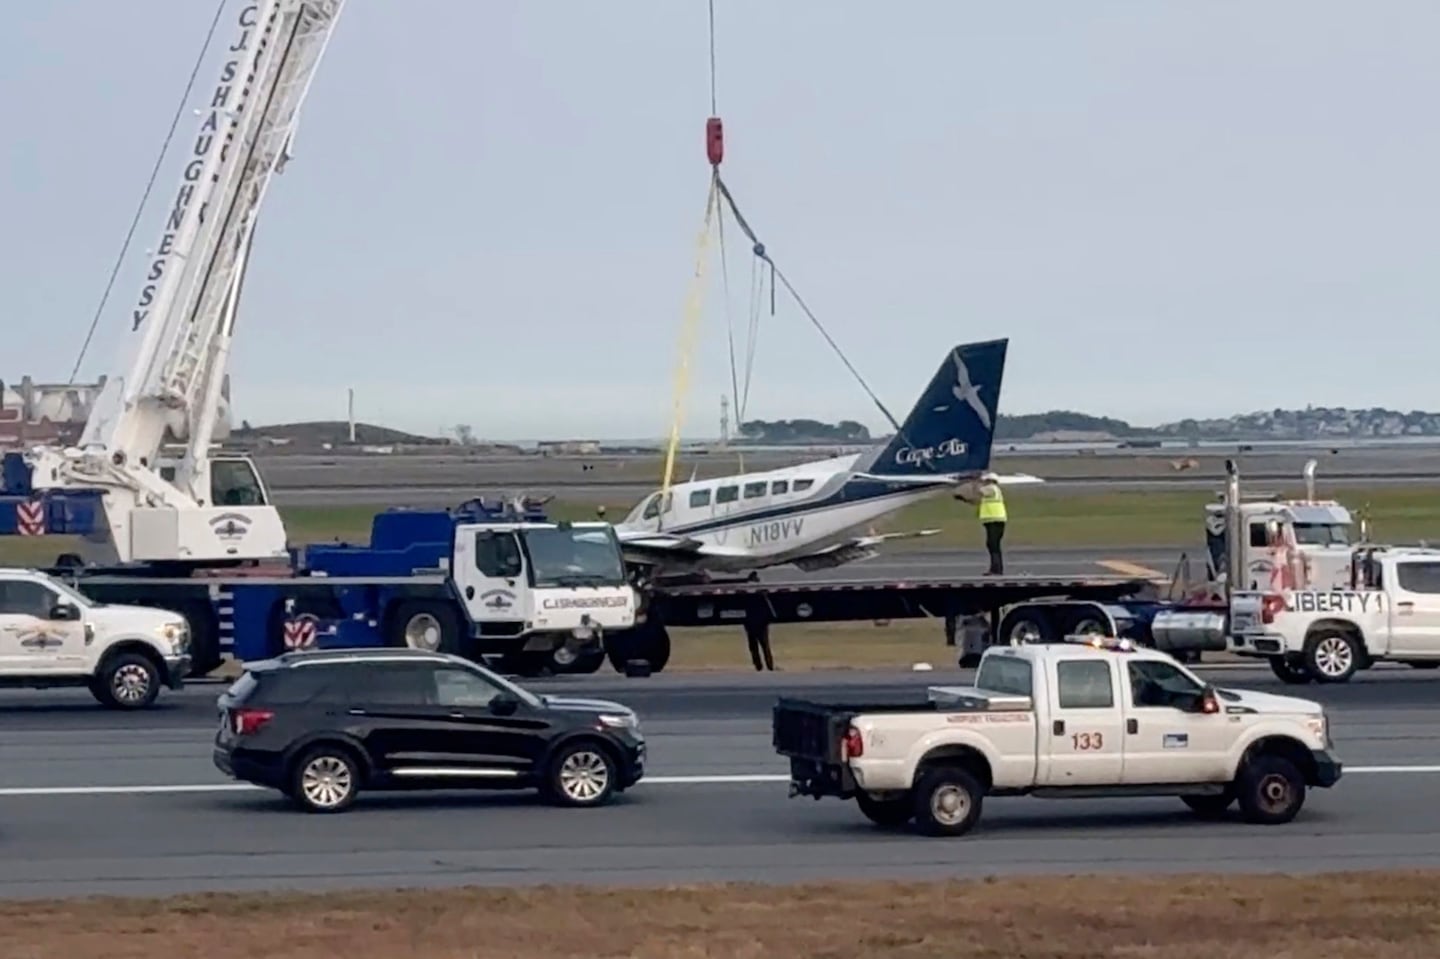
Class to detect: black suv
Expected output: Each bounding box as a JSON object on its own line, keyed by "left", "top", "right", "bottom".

{"left": 212, "top": 648, "right": 645, "bottom": 813}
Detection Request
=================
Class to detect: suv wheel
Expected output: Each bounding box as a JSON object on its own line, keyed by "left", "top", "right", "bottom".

{"left": 92, "top": 652, "right": 161, "bottom": 710}
{"left": 546, "top": 742, "right": 617, "bottom": 807}
{"left": 290, "top": 746, "right": 361, "bottom": 813}
{"left": 1236, "top": 755, "right": 1306, "bottom": 825}
{"left": 911, "top": 765, "right": 985, "bottom": 837}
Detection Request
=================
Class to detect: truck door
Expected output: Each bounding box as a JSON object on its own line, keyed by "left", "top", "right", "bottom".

{"left": 1386, "top": 559, "right": 1440, "bottom": 655}
{"left": 1039, "top": 656, "right": 1125, "bottom": 786}
{"left": 1118, "top": 659, "right": 1231, "bottom": 784}
{"left": 0, "top": 579, "right": 88, "bottom": 673}
{"left": 451, "top": 528, "right": 533, "bottom": 635}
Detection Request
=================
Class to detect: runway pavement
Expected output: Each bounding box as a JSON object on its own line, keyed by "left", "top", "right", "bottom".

{"left": 254, "top": 446, "right": 1440, "bottom": 507}
{"left": 3, "top": 666, "right": 1440, "bottom": 899}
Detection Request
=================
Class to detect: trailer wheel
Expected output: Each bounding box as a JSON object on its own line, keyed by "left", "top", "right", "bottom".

{"left": 606, "top": 623, "right": 671, "bottom": 674}
{"left": 999, "top": 607, "right": 1054, "bottom": 646}
{"left": 388, "top": 600, "right": 461, "bottom": 654}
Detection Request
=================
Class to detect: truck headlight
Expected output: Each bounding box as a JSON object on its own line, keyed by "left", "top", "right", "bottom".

{"left": 1307, "top": 715, "right": 1328, "bottom": 746}
{"left": 157, "top": 621, "right": 189, "bottom": 652}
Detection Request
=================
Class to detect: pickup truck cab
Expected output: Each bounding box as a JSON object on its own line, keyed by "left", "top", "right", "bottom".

{"left": 1230, "top": 545, "right": 1440, "bottom": 684}
{"left": 772, "top": 637, "right": 1341, "bottom": 836}
{"left": 0, "top": 567, "right": 192, "bottom": 708}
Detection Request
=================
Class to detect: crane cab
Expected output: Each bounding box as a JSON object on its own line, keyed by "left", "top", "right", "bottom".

{"left": 156, "top": 451, "right": 272, "bottom": 508}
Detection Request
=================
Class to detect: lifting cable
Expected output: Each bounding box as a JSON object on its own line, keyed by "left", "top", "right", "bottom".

{"left": 67, "top": 0, "right": 229, "bottom": 384}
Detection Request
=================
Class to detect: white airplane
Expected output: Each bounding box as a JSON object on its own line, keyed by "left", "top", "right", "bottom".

{"left": 614, "top": 338, "right": 1042, "bottom": 579}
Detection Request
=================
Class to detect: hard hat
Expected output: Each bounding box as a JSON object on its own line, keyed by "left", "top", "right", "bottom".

{"left": 980, "top": 471, "right": 998, "bottom": 482}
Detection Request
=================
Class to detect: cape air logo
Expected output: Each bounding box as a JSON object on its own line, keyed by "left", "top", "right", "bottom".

{"left": 894, "top": 437, "right": 969, "bottom": 467}
{"left": 209, "top": 512, "right": 252, "bottom": 542}
{"left": 929, "top": 349, "right": 992, "bottom": 428}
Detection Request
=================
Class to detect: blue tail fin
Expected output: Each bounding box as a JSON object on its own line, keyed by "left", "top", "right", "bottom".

{"left": 864, "top": 338, "right": 1008, "bottom": 476}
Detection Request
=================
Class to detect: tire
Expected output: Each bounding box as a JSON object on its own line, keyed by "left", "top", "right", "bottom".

{"left": 544, "top": 740, "right": 618, "bottom": 808}
{"left": 1000, "top": 608, "right": 1053, "bottom": 646}
{"left": 911, "top": 765, "right": 985, "bottom": 837}
{"left": 1235, "top": 755, "right": 1306, "bottom": 825}
{"left": 561, "top": 649, "right": 606, "bottom": 674}
{"left": 1181, "top": 791, "right": 1234, "bottom": 819}
{"left": 388, "top": 599, "right": 461, "bottom": 653}
{"left": 1268, "top": 655, "right": 1313, "bottom": 684}
{"left": 91, "top": 651, "right": 161, "bottom": 710}
{"left": 289, "top": 745, "right": 362, "bottom": 814}
{"left": 856, "top": 791, "right": 913, "bottom": 828}
{"left": 1303, "top": 629, "right": 1361, "bottom": 684}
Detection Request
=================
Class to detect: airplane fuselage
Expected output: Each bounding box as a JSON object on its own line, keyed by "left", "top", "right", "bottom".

{"left": 615, "top": 453, "right": 958, "bottom": 574}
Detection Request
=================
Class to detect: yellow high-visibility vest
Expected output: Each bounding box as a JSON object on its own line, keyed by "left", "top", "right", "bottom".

{"left": 978, "top": 483, "right": 1006, "bottom": 523}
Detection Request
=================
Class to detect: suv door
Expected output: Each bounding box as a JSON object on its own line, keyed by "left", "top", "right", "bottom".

{"left": 1119, "top": 659, "right": 1231, "bottom": 784}
{"left": 1388, "top": 560, "right": 1440, "bottom": 656}
{"left": 1039, "top": 657, "right": 1125, "bottom": 786}
{"left": 424, "top": 665, "right": 553, "bottom": 778}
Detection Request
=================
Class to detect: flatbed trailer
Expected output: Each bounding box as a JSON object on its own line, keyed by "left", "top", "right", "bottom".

{"left": 603, "top": 573, "right": 1179, "bottom": 673}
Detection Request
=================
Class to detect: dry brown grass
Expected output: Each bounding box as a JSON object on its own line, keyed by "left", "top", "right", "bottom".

{"left": 6, "top": 871, "right": 1440, "bottom": 958}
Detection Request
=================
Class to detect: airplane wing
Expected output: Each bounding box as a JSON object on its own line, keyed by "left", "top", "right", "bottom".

{"left": 614, "top": 529, "right": 751, "bottom": 564}
{"left": 853, "top": 471, "right": 1046, "bottom": 487}
{"left": 788, "top": 528, "right": 942, "bottom": 572}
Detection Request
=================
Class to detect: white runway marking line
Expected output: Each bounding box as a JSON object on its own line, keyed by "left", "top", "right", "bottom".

{"left": 0, "top": 767, "right": 1438, "bottom": 797}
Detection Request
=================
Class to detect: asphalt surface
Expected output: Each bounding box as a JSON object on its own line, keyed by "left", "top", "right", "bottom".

{"left": 3, "top": 665, "right": 1440, "bottom": 899}
{"left": 254, "top": 446, "right": 1440, "bottom": 507}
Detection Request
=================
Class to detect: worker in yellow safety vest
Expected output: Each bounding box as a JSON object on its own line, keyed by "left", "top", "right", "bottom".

{"left": 956, "top": 471, "right": 1006, "bottom": 575}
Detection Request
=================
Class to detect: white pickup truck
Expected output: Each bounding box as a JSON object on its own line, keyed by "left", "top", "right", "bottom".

{"left": 0, "top": 568, "right": 192, "bottom": 708}
{"left": 1229, "top": 545, "right": 1440, "bottom": 684}
{"left": 772, "top": 638, "right": 1341, "bottom": 836}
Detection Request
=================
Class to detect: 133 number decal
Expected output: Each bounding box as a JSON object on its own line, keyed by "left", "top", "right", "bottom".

{"left": 1072, "top": 731, "right": 1104, "bottom": 751}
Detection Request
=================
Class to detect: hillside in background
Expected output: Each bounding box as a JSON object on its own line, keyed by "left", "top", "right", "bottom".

{"left": 232, "top": 420, "right": 447, "bottom": 448}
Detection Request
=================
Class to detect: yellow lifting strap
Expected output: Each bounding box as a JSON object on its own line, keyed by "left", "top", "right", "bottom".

{"left": 659, "top": 173, "right": 720, "bottom": 512}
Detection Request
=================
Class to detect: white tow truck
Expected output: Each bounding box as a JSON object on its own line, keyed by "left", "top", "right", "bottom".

{"left": 1230, "top": 545, "right": 1440, "bottom": 684}
{"left": 0, "top": 568, "right": 191, "bottom": 709}
{"left": 772, "top": 637, "right": 1342, "bottom": 836}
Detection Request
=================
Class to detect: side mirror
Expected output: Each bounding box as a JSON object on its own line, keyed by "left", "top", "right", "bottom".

{"left": 48, "top": 603, "right": 79, "bottom": 622}
{"left": 489, "top": 694, "right": 519, "bottom": 716}
{"left": 1194, "top": 685, "right": 1221, "bottom": 715}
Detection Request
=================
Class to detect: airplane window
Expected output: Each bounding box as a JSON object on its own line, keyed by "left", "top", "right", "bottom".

{"left": 743, "top": 482, "right": 767, "bottom": 499}
{"left": 771, "top": 480, "right": 789, "bottom": 495}
{"left": 689, "top": 489, "right": 711, "bottom": 508}
{"left": 641, "top": 494, "right": 663, "bottom": 520}
{"left": 793, "top": 479, "right": 814, "bottom": 492}
{"left": 716, "top": 486, "right": 738, "bottom": 504}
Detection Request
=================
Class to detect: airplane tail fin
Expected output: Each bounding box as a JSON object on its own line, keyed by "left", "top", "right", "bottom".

{"left": 862, "top": 338, "right": 1008, "bottom": 477}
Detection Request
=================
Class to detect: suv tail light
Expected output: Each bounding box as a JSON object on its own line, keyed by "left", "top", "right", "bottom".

{"left": 841, "top": 725, "right": 864, "bottom": 759}
{"left": 232, "top": 706, "right": 275, "bottom": 736}
{"left": 1260, "top": 593, "right": 1286, "bottom": 624}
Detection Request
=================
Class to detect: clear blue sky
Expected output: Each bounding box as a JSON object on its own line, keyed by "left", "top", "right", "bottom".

{"left": 4, "top": 1, "right": 1437, "bottom": 440}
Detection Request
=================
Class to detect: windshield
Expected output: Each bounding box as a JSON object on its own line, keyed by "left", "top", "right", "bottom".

{"left": 1292, "top": 522, "right": 1351, "bottom": 546}
{"left": 520, "top": 526, "right": 627, "bottom": 588}
{"left": 42, "top": 575, "right": 92, "bottom": 608}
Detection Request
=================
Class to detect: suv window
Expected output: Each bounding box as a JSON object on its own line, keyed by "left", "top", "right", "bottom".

{"left": 348, "top": 664, "right": 433, "bottom": 705}
{"left": 1397, "top": 561, "right": 1440, "bottom": 595}
{"left": 0, "top": 580, "right": 57, "bottom": 618}
{"left": 257, "top": 665, "right": 349, "bottom": 705}
{"left": 975, "top": 654, "right": 1033, "bottom": 696}
{"left": 1055, "top": 660, "right": 1114, "bottom": 709}
{"left": 429, "top": 666, "right": 504, "bottom": 708}
{"left": 1127, "top": 660, "right": 1204, "bottom": 709}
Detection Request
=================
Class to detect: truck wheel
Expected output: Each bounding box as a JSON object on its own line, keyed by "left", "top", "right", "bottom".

{"left": 91, "top": 651, "right": 161, "bottom": 710}
{"left": 1303, "top": 630, "right": 1360, "bottom": 683}
{"left": 1268, "top": 655, "right": 1313, "bottom": 684}
{"left": 388, "top": 600, "right": 460, "bottom": 653}
{"left": 911, "top": 765, "right": 984, "bottom": 837}
{"left": 1236, "top": 755, "right": 1306, "bottom": 825}
{"left": 856, "top": 791, "right": 913, "bottom": 828}
{"left": 544, "top": 740, "right": 618, "bottom": 807}
{"left": 1181, "top": 790, "right": 1234, "bottom": 819}
{"left": 557, "top": 649, "right": 606, "bottom": 674}
{"left": 289, "top": 744, "right": 362, "bottom": 814}
{"left": 999, "top": 608, "right": 1053, "bottom": 646}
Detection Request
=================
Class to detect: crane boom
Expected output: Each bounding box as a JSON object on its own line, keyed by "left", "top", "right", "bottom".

{"left": 22, "top": 0, "right": 347, "bottom": 567}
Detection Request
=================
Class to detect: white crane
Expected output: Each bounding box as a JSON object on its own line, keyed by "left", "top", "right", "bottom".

{"left": 21, "top": 0, "right": 347, "bottom": 566}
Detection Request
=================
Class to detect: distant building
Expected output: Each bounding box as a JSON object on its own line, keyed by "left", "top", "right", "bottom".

{"left": 0, "top": 376, "right": 106, "bottom": 449}
{"left": 537, "top": 440, "right": 602, "bottom": 455}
